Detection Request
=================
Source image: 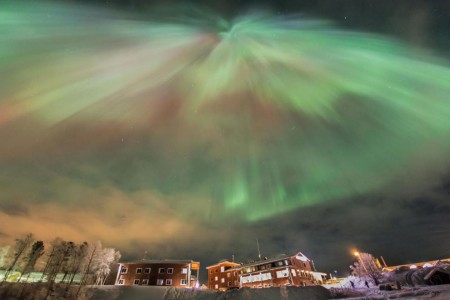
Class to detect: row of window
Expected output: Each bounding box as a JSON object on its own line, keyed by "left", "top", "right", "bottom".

{"left": 209, "top": 281, "right": 237, "bottom": 289}
{"left": 209, "top": 266, "right": 235, "bottom": 274}
{"left": 242, "top": 260, "right": 293, "bottom": 274}
{"left": 117, "top": 279, "right": 188, "bottom": 286}
{"left": 120, "top": 267, "right": 188, "bottom": 275}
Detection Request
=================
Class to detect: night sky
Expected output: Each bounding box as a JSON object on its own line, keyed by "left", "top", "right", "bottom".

{"left": 0, "top": 0, "right": 449, "bottom": 281}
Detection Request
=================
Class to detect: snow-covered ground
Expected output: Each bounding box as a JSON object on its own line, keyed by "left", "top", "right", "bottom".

{"left": 1, "top": 282, "right": 450, "bottom": 299}
{"left": 331, "top": 284, "right": 450, "bottom": 300}
{"left": 87, "top": 285, "right": 331, "bottom": 300}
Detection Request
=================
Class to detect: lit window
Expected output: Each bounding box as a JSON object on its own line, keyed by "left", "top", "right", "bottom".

{"left": 159, "top": 268, "right": 165, "bottom": 274}
{"left": 215, "top": 276, "right": 218, "bottom": 281}
{"left": 118, "top": 279, "right": 125, "bottom": 285}
{"left": 120, "top": 267, "right": 128, "bottom": 274}
{"left": 181, "top": 268, "right": 188, "bottom": 274}
{"left": 214, "top": 284, "right": 218, "bottom": 289}
{"left": 136, "top": 268, "right": 142, "bottom": 274}
{"left": 180, "top": 279, "right": 187, "bottom": 285}
{"left": 133, "top": 279, "right": 140, "bottom": 285}
{"left": 144, "top": 268, "right": 151, "bottom": 274}
{"left": 221, "top": 278, "right": 225, "bottom": 283}
{"left": 227, "top": 273, "right": 230, "bottom": 278}
{"left": 220, "top": 266, "right": 224, "bottom": 272}
{"left": 167, "top": 268, "right": 174, "bottom": 274}
{"left": 142, "top": 279, "right": 149, "bottom": 285}
{"left": 157, "top": 279, "right": 164, "bottom": 286}
{"left": 166, "top": 279, "right": 172, "bottom": 286}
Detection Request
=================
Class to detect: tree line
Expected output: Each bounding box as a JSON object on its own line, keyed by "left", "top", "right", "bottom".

{"left": 0, "top": 233, "right": 121, "bottom": 299}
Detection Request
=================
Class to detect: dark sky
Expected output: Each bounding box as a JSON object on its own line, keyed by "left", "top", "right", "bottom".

{"left": 0, "top": 0, "right": 449, "bottom": 282}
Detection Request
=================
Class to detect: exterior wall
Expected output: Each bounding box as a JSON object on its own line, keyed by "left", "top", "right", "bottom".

{"left": 239, "top": 255, "right": 315, "bottom": 288}
{"left": 116, "top": 262, "right": 199, "bottom": 287}
{"left": 207, "top": 262, "right": 240, "bottom": 290}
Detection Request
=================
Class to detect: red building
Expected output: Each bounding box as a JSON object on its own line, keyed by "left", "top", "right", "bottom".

{"left": 207, "top": 252, "right": 321, "bottom": 290}
{"left": 115, "top": 259, "right": 200, "bottom": 287}
{"left": 206, "top": 260, "right": 241, "bottom": 290}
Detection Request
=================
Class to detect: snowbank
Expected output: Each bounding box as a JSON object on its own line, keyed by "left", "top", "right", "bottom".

{"left": 88, "top": 285, "right": 331, "bottom": 300}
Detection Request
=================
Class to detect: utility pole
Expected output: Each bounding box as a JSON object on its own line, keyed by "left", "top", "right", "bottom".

{"left": 380, "top": 256, "right": 388, "bottom": 268}
{"left": 256, "top": 239, "right": 262, "bottom": 261}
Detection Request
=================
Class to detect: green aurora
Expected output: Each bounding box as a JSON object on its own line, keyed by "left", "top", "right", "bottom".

{"left": 1, "top": 2, "right": 450, "bottom": 225}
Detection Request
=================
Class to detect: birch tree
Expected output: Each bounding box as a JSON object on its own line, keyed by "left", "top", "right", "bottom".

{"left": 0, "top": 233, "right": 33, "bottom": 284}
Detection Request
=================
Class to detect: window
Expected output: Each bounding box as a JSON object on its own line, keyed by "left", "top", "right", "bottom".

{"left": 158, "top": 268, "right": 165, "bottom": 274}
{"left": 221, "top": 278, "right": 225, "bottom": 283}
{"left": 166, "top": 279, "right": 172, "bottom": 285}
{"left": 136, "top": 268, "right": 142, "bottom": 274}
{"left": 133, "top": 279, "right": 140, "bottom": 285}
{"left": 215, "top": 276, "right": 218, "bottom": 281}
{"left": 181, "top": 268, "right": 188, "bottom": 274}
{"left": 157, "top": 279, "right": 164, "bottom": 286}
{"left": 167, "top": 268, "right": 174, "bottom": 274}
{"left": 144, "top": 268, "right": 151, "bottom": 274}
{"left": 120, "top": 267, "right": 128, "bottom": 274}
{"left": 210, "top": 278, "right": 213, "bottom": 282}
{"left": 228, "top": 282, "right": 231, "bottom": 287}
{"left": 118, "top": 279, "right": 125, "bottom": 285}
{"left": 214, "top": 284, "right": 218, "bottom": 289}
{"left": 220, "top": 266, "right": 224, "bottom": 272}
{"left": 180, "top": 279, "right": 187, "bottom": 285}
{"left": 291, "top": 269, "right": 296, "bottom": 277}
{"left": 227, "top": 273, "right": 230, "bottom": 278}
{"left": 276, "top": 270, "right": 289, "bottom": 278}
{"left": 142, "top": 279, "right": 149, "bottom": 285}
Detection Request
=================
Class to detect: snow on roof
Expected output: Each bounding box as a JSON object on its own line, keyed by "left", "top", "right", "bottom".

{"left": 206, "top": 261, "right": 240, "bottom": 269}
{"left": 295, "top": 252, "right": 310, "bottom": 262}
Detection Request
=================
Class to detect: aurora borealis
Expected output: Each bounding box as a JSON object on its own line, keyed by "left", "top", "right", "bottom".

{"left": 1, "top": 0, "right": 449, "bottom": 275}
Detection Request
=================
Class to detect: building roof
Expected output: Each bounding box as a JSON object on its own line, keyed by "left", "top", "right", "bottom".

{"left": 120, "top": 259, "right": 198, "bottom": 265}
{"left": 235, "top": 252, "right": 310, "bottom": 269}
{"left": 206, "top": 260, "right": 240, "bottom": 269}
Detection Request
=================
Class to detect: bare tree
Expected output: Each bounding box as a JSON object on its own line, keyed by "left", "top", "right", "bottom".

{"left": 66, "top": 242, "right": 89, "bottom": 286}
{"left": 60, "top": 242, "right": 76, "bottom": 283}
{"left": 0, "top": 233, "right": 33, "bottom": 284}
{"left": 17, "top": 241, "right": 45, "bottom": 299}
{"left": 350, "top": 252, "right": 382, "bottom": 285}
{"left": 92, "top": 247, "right": 121, "bottom": 285}
{"left": 75, "top": 241, "right": 99, "bottom": 298}
{"left": 17, "top": 241, "right": 45, "bottom": 282}
{"left": 0, "top": 245, "right": 12, "bottom": 270}
{"left": 43, "top": 238, "right": 72, "bottom": 300}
